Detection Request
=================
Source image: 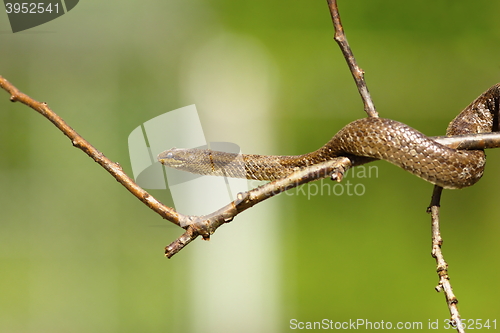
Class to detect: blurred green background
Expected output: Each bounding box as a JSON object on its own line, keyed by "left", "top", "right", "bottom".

{"left": 1, "top": 1, "right": 500, "bottom": 332}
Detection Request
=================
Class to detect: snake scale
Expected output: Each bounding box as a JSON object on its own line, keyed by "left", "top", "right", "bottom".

{"left": 158, "top": 84, "right": 500, "bottom": 189}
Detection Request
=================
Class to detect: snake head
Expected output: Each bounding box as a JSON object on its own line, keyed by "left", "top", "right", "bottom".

{"left": 158, "top": 147, "right": 246, "bottom": 178}
{"left": 158, "top": 148, "right": 189, "bottom": 168}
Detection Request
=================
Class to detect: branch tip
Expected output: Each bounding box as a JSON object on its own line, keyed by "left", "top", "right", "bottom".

{"left": 326, "top": 0, "right": 378, "bottom": 117}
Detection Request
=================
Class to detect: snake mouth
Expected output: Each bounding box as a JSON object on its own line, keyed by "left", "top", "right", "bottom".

{"left": 159, "top": 158, "right": 184, "bottom": 167}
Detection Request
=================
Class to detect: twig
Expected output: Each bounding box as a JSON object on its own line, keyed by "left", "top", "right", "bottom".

{"left": 0, "top": 76, "right": 181, "bottom": 225}
{"left": 428, "top": 186, "right": 464, "bottom": 333}
{"left": 327, "top": 0, "right": 378, "bottom": 118}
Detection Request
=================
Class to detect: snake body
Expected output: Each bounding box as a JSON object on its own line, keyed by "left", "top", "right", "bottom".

{"left": 158, "top": 84, "right": 500, "bottom": 189}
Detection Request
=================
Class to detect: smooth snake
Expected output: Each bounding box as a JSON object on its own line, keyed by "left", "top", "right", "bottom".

{"left": 158, "top": 84, "right": 500, "bottom": 189}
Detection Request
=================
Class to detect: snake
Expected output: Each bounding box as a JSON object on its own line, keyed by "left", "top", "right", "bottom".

{"left": 158, "top": 84, "right": 500, "bottom": 189}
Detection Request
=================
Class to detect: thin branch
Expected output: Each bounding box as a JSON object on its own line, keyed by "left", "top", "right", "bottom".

{"left": 0, "top": 76, "right": 181, "bottom": 226}
{"left": 432, "top": 132, "right": 500, "bottom": 150}
{"left": 428, "top": 186, "right": 464, "bottom": 333}
{"left": 327, "top": 0, "right": 378, "bottom": 117}
{"left": 375, "top": 132, "right": 500, "bottom": 149}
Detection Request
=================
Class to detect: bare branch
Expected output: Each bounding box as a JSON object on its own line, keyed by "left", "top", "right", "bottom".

{"left": 326, "top": 0, "right": 378, "bottom": 117}
{"left": 0, "top": 75, "right": 181, "bottom": 227}
{"left": 428, "top": 186, "right": 464, "bottom": 333}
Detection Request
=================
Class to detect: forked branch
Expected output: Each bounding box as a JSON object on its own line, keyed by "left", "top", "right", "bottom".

{"left": 0, "top": 74, "right": 353, "bottom": 257}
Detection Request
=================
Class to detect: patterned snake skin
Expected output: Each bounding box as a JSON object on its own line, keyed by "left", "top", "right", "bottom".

{"left": 158, "top": 84, "right": 500, "bottom": 189}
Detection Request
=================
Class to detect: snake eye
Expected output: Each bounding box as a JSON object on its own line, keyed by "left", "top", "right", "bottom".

{"left": 165, "top": 152, "right": 174, "bottom": 159}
